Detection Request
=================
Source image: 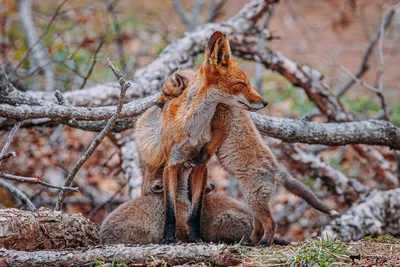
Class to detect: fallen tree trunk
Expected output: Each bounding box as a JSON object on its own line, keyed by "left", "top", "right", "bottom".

{"left": 322, "top": 188, "right": 400, "bottom": 241}
{"left": 0, "top": 207, "right": 99, "bottom": 251}
{"left": 0, "top": 243, "right": 242, "bottom": 266}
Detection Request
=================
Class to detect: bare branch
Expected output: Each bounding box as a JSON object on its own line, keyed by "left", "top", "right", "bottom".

{"left": 54, "top": 90, "right": 69, "bottom": 106}
{"left": 376, "top": 6, "right": 390, "bottom": 121}
{"left": 80, "top": 37, "right": 104, "bottom": 89}
{"left": 190, "top": 0, "right": 205, "bottom": 30}
{"left": 250, "top": 113, "right": 400, "bottom": 150}
{"left": 255, "top": 2, "right": 276, "bottom": 93}
{"left": 10, "top": 0, "right": 69, "bottom": 90}
{"left": 18, "top": 0, "right": 56, "bottom": 91}
{"left": 55, "top": 59, "right": 131, "bottom": 211}
{"left": 0, "top": 179, "right": 36, "bottom": 212}
{"left": 336, "top": 4, "right": 397, "bottom": 98}
{"left": 0, "top": 121, "right": 21, "bottom": 167}
{"left": 281, "top": 144, "right": 370, "bottom": 200}
{"left": 173, "top": 0, "right": 191, "bottom": 29}
{"left": 207, "top": 0, "right": 226, "bottom": 23}
{"left": 0, "top": 172, "right": 79, "bottom": 192}
{"left": 0, "top": 152, "right": 16, "bottom": 162}
{"left": 106, "top": 0, "right": 127, "bottom": 75}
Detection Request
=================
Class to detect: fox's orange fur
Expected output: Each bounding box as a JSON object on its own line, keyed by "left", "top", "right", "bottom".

{"left": 159, "top": 31, "right": 266, "bottom": 243}
{"left": 135, "top": 70, "right": 195, "bottom": 196}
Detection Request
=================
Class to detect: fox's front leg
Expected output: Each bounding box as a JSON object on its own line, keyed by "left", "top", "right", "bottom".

{"left": 188, "top": 164, "right": 208, "bottom": 242}
{"left": 163, "top": 164, "right": 180, "bottom": 243}
{"left": 188, "top": 129, "right": 228, "bottom": 167}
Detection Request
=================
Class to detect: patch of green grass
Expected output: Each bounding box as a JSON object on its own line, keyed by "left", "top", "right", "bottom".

{"left": 363, "top": 235, "right": 397, "bottom": 244}
{"left": 276, "top": 236, "right": 349, "bottom": 267}
{"left": 91, "top": 260, "right": 105, "bottom": 266}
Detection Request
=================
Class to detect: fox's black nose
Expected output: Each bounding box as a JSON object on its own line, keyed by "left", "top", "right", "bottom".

{"left": 263, "top": 101, "right": 269, "bottom": 107}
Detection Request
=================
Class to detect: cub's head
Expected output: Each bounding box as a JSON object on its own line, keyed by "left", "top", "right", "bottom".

{"left": 155, "top": 69, "right": 195, "bottom": 108}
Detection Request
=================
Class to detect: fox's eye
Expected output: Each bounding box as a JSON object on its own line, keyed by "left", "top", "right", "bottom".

{"left": 162, "top": 90, "right": 172, "bottom": 97}
{"left": 231, "top": 82, "right": 247, "bottom": 93}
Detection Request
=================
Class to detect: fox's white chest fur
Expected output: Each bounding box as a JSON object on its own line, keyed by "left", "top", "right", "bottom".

{"left": 169, "top": 86, "right": 219, "bottom": 165}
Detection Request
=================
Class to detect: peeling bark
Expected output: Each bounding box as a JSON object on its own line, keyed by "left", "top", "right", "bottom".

{"left": 0, "top": 243, "right": 242, "bottom": 266}
{"left": 0, "top": 207, "right": 99, "bottom": 251}
{"left": 323, "top": 188, "right": 400, "bottom": 241}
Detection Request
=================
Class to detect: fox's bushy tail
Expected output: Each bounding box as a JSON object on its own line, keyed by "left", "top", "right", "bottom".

{"left": 275, "top": 167, "right": 339, "bottom": 216}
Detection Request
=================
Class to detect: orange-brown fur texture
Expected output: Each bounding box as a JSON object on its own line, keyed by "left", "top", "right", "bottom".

{"left": 215, "top": 106, "right": 337, "bottom": 246}
{"left": 159, "top": 31, "right": 266, "bottom": 243}
{"left": 100, "top": 169, "right": 191, "bottom": 245}
{"left": 135, "top": 70, "right": 195, "bottom": 196}
{"left": 100, "top": 184, "right": 256, "bottom": 245}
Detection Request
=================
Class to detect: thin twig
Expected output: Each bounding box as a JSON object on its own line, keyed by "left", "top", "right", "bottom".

{"left": 376, "top": 7, "right": 389, "bottom": 121}
{"left": 0, "top": 152, "right": 16, "bottom": 162}
{"left": 0, "top": 179, "right": 36, "bottom": 211}
{"left": 173, "top": 0, "right": 191, "bottom": 29}
{"left": 207, "top": 0, "right": 226, "bottom": 23}
{"left": 106, "top": 0, "right": 127, "bottom": 76}
{"left": 18, "top": 0, "right": 56, "bottom": 91}
{"left": 336, "top": 4, "right": 397, "bottom": 98}
{"left": 0, "top": 121, "right": 22, "bottom": 167}
{"left": 79, "top": 37, "right": 104, "bottom": 89}
{"left": 255, "top": 2, "right": 275, "bottom": 93}
{"left": 88, "top": 181, "right": 126, "bottom": 219}
{"left": 0, "top": 172, "right": 79, "bottom": 192}
{"left": 8, "top": 0, "right": 69, "bottom": 80}
{"left": 54, "top": 90, "right": 69, "bottom": 106}
{"left": 55, "top": 59, "right": 130, "bottom": 211}
{"left": 190, "top": 0, "right": 204, "bottom": 30}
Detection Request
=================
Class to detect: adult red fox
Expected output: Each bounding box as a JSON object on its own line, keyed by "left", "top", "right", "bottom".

{"left": 159, "top": 31, "right": 267, "bottom": 243}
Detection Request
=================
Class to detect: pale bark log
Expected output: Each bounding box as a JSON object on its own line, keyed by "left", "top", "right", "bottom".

{"left": 0, "top": 243, "right": 242, "bottom": 266}
{"left": 323, "top": 188, "right": 400, "bottom": 241}
{"left": 0, "top": 207, "right": 99, "bottom": 251}
{"left": 116, "top": 133, "right": 142, "bottom": 199}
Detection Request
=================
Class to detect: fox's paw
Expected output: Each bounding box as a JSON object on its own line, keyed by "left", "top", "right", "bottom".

{"left": 187, "top": 229, "right": 202, "bottom": 243}
{"left": 256, "top": 237, "right": 274, "bottom": 247}
{"left": 162, "top": 237, "right": 177, "bottom": 244}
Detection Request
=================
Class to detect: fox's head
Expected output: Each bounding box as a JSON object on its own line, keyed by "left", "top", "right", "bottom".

{"left": 155, "top": 70, "right": 195, "bottom": 108}
{"left": 200, "top": 31, "right": 268, "bottom": 111}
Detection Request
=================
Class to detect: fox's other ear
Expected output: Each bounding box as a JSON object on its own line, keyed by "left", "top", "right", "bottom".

{"left": 150, "top": 180, "right": 164, "bottom": 194}
{"left": 172, "top": 73, "right": 188, "bottom": 89}
{"left": 205, "top": 31, "right": 231, "bottom": 66}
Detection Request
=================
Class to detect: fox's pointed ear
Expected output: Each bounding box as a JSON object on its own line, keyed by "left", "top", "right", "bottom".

{"left": 172, "top": 73, "right": 188, "bottom": 89}
{"left": 205, "top": 31, "right": 231, "bottom": 66}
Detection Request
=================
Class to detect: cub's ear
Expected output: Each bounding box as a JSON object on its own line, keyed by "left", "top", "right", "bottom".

{"left": 205, "top": 31, "right": 231, "bottom": 67}
{"left": 172, "top": 73, "right": 188, "bottom": 89}
{"left": 150, "top": 180, "right": 164, "bottom": 194}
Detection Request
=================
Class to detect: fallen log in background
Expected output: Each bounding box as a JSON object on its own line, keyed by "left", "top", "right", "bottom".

{"left": 323, "top": 188, "right": 400, "bottom": 241}
{"left": 0, "top": 243, "right": 242, "bottom": 266}
{"left": 0, "top": 207, "right": 98, "bottom": 251}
